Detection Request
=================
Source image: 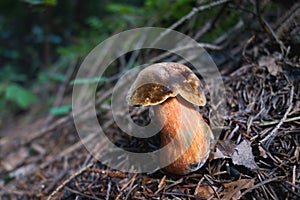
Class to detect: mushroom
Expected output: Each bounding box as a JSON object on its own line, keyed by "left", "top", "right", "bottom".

{"left": 126, "top": 62, "right": 214, "bottom": 175}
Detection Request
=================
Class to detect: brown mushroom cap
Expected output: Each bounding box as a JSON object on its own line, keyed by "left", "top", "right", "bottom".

{"left": 126, "top": 62, "right": 206, "bottom": 106}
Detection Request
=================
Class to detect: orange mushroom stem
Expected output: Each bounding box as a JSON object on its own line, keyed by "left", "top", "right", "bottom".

{"left": 127, "top": 62, "right": 214, "bottom": 175}
{"left": 154, "top": 97, "right": 212, "bottom": 174}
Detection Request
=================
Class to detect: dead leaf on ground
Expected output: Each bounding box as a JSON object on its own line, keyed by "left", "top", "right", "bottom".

{"left": 195, "top": 185, "right": 218, "bottom": 199}
{"left": 220, "top": 178, "right": 255, "bottom": 200}
{"left": 232, "top": 140, "right": 257, "bottom": 170}
{"left": 212, "top": 140, "right": 236, "bottom": 160}
{"left": 258, "top": 53, "right": 282, "bottom": 76}
{"left": 258, "top": 145, "right": 268, "bottom": 158}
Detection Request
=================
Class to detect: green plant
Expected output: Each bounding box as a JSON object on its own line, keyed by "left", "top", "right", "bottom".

{"left": 3, "top": 84, "right": 37, "bottom": 109}
{"left": 0, "top": 65, "right": 38, "bottom": 122}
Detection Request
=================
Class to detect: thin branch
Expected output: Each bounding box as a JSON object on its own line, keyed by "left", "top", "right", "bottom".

{"left": 105, "top": 178, "right": 112, "bottom": 200}
{"left": 153, "top": 0, "right": 230, "bottom": 45}
{"left": 168, "top": 0, "right": 230, "bottom": 31}
{"left": 149, "top": 43, "right": 222, "bottom": 64}
{"left": 241, "top": 177, "right": 282, "bottom": 197}
{"left": 44, "top": 167, "right": 69, "bottom": 194}
{"left": 256, "top": 115, "right": 300, "bottom": 126}
{"left": 64, "top": 186, "right": 103, "bottom": 200}
{"left": 193, "top": 2, "right": 228, "bottom": 40}
{"left": 47, "top": 162, "right": 94, "bottom": 200}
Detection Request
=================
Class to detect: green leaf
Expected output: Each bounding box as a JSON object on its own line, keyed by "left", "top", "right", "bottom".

{"left": 0, "top": 65, "right": 26, "bottom": 82}
{"left": 51, "top": 73, "right": 65, "bottom": 82}
{"left": 37, "top": 71, "right": 49, "bottom": 83}
{"left": 0, "top": 84, "right": 5, "bottom": 95}
{"left": 165, "top": 179, "right": 176, "bottom": 183}
{"left": 22, "top": 0, "right": 57, "bottom": 6}
{"left": 87, "top": 17, "right": 103, "bottom": 30}
{"left": 50, "top": 104, "right": 72, "bottom": 115}
{"left": 70, "top": 77, "right": 108, "bottom": 85}
{"left": 106, "top": 3, "right": 137, "bottom": 14}
{"left": 44, "top": 0, "right": 57, "bottom": 6}
{"left": 22, "top": 0, "right": 43, "bottom": 5}
{"left": 5, "top": 84, "right": 37, "bottom": 109}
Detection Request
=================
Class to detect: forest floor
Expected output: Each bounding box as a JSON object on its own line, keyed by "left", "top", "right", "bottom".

{"left": 0, "top": 1, "right": 300, "bottom": 200}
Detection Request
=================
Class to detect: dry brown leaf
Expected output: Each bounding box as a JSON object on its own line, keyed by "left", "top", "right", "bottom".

{"left": 195, "top": 185, "right": 218, "bottom": 199}
{"left": 232, "top": 140, "right": 257, "bottom": 170}
{"left": 259, "top": 56, "right": 277, "bottom": 76}
{"left": 220, "top": 179, "right": 255, "bottom": 200}
{"left": 258, "top": 145, "right": 268, "bottom": 158}
{"left": 213, "top": 140, "right": 236, "bottom": 160}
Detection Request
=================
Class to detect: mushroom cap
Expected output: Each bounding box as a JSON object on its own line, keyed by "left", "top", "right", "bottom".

{"left": 127, "top": 62, "right": 206, "bottom": 106}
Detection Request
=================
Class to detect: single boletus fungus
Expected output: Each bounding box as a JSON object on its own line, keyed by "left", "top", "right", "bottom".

{"left": 126, "top": 62, "right": 214, "bottom": 175}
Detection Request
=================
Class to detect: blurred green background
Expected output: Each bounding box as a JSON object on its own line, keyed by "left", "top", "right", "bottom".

{"left": 0, "top": 0, "right": 204, "bottom": 122}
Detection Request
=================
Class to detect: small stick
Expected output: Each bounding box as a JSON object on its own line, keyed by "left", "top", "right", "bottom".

{"left": 105, "top": 178, "right": 112, "bottom": 200}
{"left": 194, "top": 177, "right": 205, "bottom": 195}
{"left": 292, "top": 165, "right": 296, "bottom": 192}
{"left": 44, "top": 167, "right": 69, "bottom": 194}
{"left": 64, "top": 186, "right": 102, "bottom": 200}
{"left": 204, "top": 175, "right": 220, "bottom": 199}
{"left": 152, "top": 0, "right": 230, "bottom": 45}
{"left": 164, "top": 178, "right": 183, "bottom": 191}
{"left": 285, "top": 181, "right": 300, "bottom": 193}
{"left": 255, "top": 116, "right": 300, "bottom": 126}
{"left": 194, "top": 2, "right": 227, "bottom": 40}
{"left": 116, "top": 174, "right": 138, "bottom": 199}
{"left": 162, "top": 192, "right": 195, "bottom": 198}
{"left": 167, "top": 0, "right": 230, "bottom": 31}
{"left": 154, "top": 175, "right": 166, "bottom": 194}
{"left": 241, "top": 177, "right": 282, "bottom": 197}
{"left": 47, "top": 162, "right": 94, "bottom": 200}
{"left": 88, "top": 168, "right": 126, "bottom": 179}
{"left": 125, "top": 184, "right": 138, "bottom": 200}
{"left": 149, "top": 43, "right": 222, "bottom": 64}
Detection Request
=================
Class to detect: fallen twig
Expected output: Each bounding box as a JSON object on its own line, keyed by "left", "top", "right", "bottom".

{"left": 240, "top": 177, "right": 283, "bottom": 197}
{"left": 47, "top": 162, "right": 94, "bottom": 200}
{"left": 255, "top": 115, "right": 300, "bottom": 126}
{"left": 105, "top": 178, "right": 112, "bottom": 200}
{"left": 149, "top": 43, "right": 222, "bottom": 64}
{"left": 64, "top": 186, "right": 103, "bottom": 200}
{"left": 152, "top": 0, "right": 230, "bottom": 45}
{"left": 44, "top": 167, "right": 69, "bottom": 194}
